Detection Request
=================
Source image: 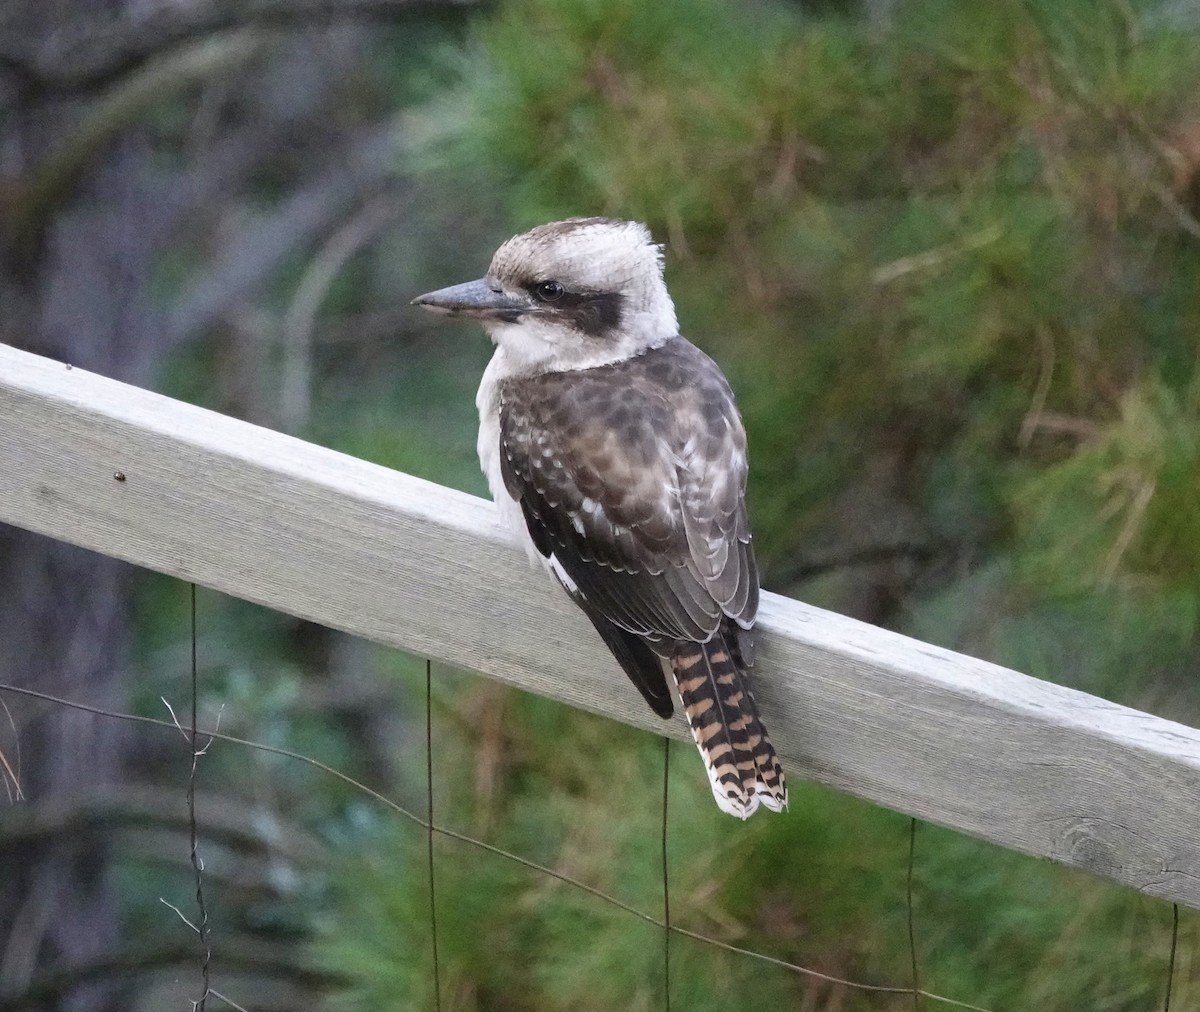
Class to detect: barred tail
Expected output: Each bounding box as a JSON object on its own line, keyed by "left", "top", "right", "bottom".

{"left": 669, "top": 631, "right": 787, "bottom": 819}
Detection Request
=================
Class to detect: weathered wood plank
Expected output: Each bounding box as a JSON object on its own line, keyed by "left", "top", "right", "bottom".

{"left": 2, "top": 342, "right": 1200, "bottom": 905}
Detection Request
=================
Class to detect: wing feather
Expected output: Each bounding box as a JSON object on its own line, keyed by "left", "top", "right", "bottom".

{"left": 498, "top": 337, "right": 757, "bottom": 645}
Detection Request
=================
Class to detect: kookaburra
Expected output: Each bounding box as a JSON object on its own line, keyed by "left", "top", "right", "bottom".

{"left": 413, "top": 217, "right": 786, "bottom": 818}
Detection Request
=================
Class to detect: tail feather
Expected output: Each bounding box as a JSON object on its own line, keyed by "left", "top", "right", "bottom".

{"left": 669, "top": 632, "right": 787, "bottom": 819}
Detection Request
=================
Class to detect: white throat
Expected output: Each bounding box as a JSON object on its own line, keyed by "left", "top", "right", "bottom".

{"left": 483, "top": 306, "right": 675, "bottom": 376}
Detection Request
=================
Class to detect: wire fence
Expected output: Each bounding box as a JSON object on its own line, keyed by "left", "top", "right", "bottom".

{"left": 0, "top": 579, "right": 1187, "bottom": 1011}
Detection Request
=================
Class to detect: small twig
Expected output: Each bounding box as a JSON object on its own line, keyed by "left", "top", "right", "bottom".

{"left": 871, "top": 225, "right": 1003, "bottom": 285}
{"left": 1018, "top": 325, "right": 1057, "bottom": 450}
{"left": 1022, "top": 413, "right": 1100, "bottom": 441}
{"left": 159, "top": 898, "right": 200, "bottom": 934}
{"left": 0, "top": 748, "right": 19, "bottom": 803}
{"left": 162, "top": 696, "right": 222, "bottom": 752}
{"left": 0, "top": 694, "right": 22, "bottom": 802}
{"left": 1101, "top": 478, "right": 1156, "bottom": 584}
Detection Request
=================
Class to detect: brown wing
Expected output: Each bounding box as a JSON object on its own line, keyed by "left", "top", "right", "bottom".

{"left": 497, "top": 337, "right": 758, "bottom": 651}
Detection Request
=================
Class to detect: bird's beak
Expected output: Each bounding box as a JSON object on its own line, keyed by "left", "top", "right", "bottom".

{"left": 411, "top": 278, "right": 528, "bottom": 319}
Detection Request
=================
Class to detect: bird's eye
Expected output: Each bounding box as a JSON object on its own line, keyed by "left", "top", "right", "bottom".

{"left": 535, "top": 280, "right": 565, "bottom": 302}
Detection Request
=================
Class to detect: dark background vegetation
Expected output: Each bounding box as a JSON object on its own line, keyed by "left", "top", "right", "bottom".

{"left": 2, "top": 0, "right": 1200, "bottom": 1008}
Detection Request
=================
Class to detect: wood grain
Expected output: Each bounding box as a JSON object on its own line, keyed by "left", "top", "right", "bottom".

{"left": 3, "top": 343, "right": 1200, "bottom": 906}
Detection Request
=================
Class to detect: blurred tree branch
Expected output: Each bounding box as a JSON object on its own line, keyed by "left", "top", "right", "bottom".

{"left": 166, "top": 119, "right": 408, "bottom": 349}
{"left": 0, "top": 0, "right": 482, "bottom": 96}
{"left": 767, "top": 541, "right": 942, "bottom": 589}
{"left": 281, "top": 195, "right": 402, "bottom": 432}
{"left": 0, "top": 783, "right": 321, "bottom": 865}
{"left": 4, "top": 32, "right": 264, "bottom": 246}
{"left": 0, "top": 2, "right": 461, "bottom": 1005}
{"left": 2, "top": 936, "right": 337, "bottom": 1012}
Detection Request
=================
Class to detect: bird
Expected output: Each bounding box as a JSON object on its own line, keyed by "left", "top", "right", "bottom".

{"left": 412, "top": 217, "right": 786, "bottom": 818}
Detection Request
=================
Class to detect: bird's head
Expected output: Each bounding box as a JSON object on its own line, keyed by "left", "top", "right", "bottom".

{"left": 412, "top": 217, "right": 679, "bottom": 373}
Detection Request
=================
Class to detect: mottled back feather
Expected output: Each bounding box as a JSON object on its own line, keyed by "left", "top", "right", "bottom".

{"left": 498, "top": 335, "right": 758, "bottom": 640}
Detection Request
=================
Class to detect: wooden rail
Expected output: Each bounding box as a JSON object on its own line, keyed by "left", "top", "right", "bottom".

{"left": 3, "top": 342, "right": 1200, "bottom": 906}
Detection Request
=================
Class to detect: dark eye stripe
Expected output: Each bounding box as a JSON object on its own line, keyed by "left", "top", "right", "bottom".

{"left": 519, "top": 282, "right": 625, "bottom": 338}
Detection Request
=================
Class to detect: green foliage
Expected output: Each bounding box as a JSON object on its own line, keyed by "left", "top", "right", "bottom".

{"left": 312, "top": 335, "right": 491, "bottom": 494}
{"left": 310, "top": 0, "right": 1200, "bottom": 1008}
{"left": 1014, "top": 379, "right": 1200, "bottom": 595}
{"left": 313, "top": 668, "right": 1200, "bottom": 1010}
{"left": 428, "top": 0, "right": 1200, "bottom": 661}
{"left": 314, "top": 675, "right": 804, "bottom": 1010}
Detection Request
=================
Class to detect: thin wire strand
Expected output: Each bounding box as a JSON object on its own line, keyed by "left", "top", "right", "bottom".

{"left": 207, "top": 989, "right": 251, "bottom": 1012}
{"left": 908, "top": 817, "right": 920, "bottom": 1012}
{"left": 0, "top": 680, "right": 993, "bottom": 1012}
{"left": 1164, "top": 902, "right": 1179, "bottom": 1012}
{"left": 661, "top": 736, "right": 671, "bottom": 1012}
{"left": 187, "top": 584, "right": 212, "bottom": 1012}
{"left": 426, "top": 660, "right": 442, "bottom": 1012}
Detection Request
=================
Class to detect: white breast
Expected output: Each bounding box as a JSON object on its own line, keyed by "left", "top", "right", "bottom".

{"left": 476, "top": 349, "right": 552, "bottom": 569}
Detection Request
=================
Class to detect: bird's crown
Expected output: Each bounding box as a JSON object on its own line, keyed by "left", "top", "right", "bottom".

{"left": 488, "top": 217, "right": 663, "bottom": 302}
